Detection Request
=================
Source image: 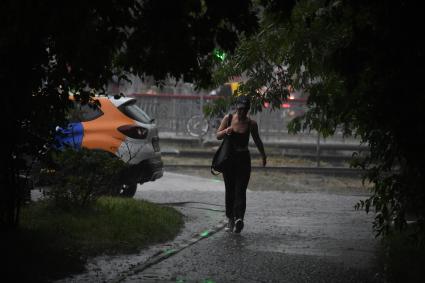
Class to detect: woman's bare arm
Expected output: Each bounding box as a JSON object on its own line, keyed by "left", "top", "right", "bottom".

{"left": 216, "top": 114, "right": 233, "bottom": 140}
{"left": 250, "top": 120, "right": 267, "bottom": 166}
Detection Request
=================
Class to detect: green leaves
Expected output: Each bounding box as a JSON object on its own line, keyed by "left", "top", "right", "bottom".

{"left": 213, "top": 0, "right": 425, "bottom": 240}
{"left": 43, "top": 149, "right": 127, "bottom": 209}
{"left": 1, "top": 0, "right": 260, "bottom": 227}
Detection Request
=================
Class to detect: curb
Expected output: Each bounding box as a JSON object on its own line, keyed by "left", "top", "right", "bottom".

{"left": 164, "top": 164, "right": 365, "bottom": 176}
{"left": 161, "top": 150, "right": 355, "bottom": 162}
{"left": 158, "top": 134, "right": 367, "bottom": 150}
{"left": 111, "top": 220, "right": 226, "bottom": 282}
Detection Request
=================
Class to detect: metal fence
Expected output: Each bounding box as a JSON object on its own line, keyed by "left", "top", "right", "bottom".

{"left": 131, "top": 93, "right": 358, "bottom": 144}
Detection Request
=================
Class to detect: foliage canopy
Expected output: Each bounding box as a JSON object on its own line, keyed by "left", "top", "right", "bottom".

{"left": 214, "top": 0, "right": 425, "bottom": 239}
{"left": 0, "top": 0, "right": 258, "bottom": 228}
{"left": 3, "top": 0, "right": 424, "bottom": 243}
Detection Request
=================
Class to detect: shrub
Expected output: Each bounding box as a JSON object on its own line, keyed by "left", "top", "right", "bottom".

{"left": 42, "top": 148, "right": 127, "bottom": 208}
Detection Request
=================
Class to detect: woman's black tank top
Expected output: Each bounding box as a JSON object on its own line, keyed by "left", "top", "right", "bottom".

{"left": 230, "top": 118, "right": 250, "bottom": 150}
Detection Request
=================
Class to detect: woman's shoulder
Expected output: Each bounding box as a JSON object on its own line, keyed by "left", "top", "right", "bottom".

{"left": 249, "top": 118, "right": 258, "bottom": 126}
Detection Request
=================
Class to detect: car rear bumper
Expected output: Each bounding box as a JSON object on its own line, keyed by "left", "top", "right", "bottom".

{"left": 122, "top": 156, "right": 163, "bottom": 185}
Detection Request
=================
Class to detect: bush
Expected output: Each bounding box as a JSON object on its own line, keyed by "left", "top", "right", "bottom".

{"left": 42, "top": 148, "right": 127, "bottom": 208}
{"left": 379, "top": 224, "right": 425, "bottom": 282}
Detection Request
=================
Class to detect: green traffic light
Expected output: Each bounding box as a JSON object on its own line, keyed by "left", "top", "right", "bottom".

{"left": 213, "top": 48, "right": 227, "bottom": 61}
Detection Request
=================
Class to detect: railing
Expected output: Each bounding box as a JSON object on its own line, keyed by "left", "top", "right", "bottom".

{"left": 130, "top": 93, "right": 359, "bottom": 145}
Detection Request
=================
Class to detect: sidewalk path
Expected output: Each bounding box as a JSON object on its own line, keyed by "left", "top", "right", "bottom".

{"left": 127, "top": 172, "right": 379, "bottom": 282}
{"left": 56, "top": 171, "right": 379, "bottom": 282}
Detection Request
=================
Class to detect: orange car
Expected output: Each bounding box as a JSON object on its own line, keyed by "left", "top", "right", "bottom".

{"left": 56, "top": 95, "right": 163, "bottom": 197}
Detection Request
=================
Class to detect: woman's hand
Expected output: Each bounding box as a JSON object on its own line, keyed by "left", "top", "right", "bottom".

{"left": 216, "top": 115, "right": 232, "bottom": 140}
{"left": 225, "top": 126, "right": 233, "bottom": 135}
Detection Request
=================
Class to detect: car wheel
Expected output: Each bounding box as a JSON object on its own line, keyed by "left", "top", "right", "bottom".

{"left": 118, "top": 182, "right": 138, "bottom": 197}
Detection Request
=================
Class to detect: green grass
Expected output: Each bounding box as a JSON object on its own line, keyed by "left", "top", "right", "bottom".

{"left": 1, "top": 197, "right": 183, "bottom": 282}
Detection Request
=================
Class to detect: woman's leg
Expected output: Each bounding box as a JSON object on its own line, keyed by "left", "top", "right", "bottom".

{"left": 233, "top": 153, "right": 251, "bottom": 220}
{"left": 223, "top": 169, "right": 236, "bottom": 220}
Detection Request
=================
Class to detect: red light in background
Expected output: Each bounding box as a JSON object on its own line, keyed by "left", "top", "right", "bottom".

{"left": 281, "top": 103, "right": 291, "bottom": 108}
{"left": 264, "top": 102, "right": 270, "bottom": 108}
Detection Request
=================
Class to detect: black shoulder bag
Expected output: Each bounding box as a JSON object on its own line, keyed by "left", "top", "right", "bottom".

{"left": 211, "top": 114, "right": 233, "bottom": 175}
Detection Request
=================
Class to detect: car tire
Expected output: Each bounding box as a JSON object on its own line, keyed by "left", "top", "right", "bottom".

{"left": 118, "top": 182, "right": 138, "bottom": 197}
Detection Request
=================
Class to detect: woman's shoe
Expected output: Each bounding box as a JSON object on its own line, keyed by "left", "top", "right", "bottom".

{"left": 234, "top": 219, "right": 244, "bottom": 233}
{"left": 224, "top": 218, "right": 235, "bottom": 232}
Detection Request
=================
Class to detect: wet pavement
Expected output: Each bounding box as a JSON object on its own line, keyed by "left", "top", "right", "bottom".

{"left": 57, "top": 171, "right": 380, "bottom": 283}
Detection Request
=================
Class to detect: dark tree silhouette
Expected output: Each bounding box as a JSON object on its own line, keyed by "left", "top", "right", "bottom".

{"left": 214, "top": 0, "right": 425, "bottom": 240}
{"left": 0, "top": 0, "right": 258, "bottom": 229}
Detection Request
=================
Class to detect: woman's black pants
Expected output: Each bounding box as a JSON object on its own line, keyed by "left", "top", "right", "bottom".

{"left": 223, "top": 151, "right": 251, "bottom": 220}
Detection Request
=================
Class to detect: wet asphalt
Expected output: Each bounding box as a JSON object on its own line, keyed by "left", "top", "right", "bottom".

{"left": 58, "top": 171, "right": 381, "bottom": 283}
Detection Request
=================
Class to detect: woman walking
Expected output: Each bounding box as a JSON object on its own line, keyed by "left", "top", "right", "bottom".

{"left": 216, "top": 96, "right": 267, "bottom": 233}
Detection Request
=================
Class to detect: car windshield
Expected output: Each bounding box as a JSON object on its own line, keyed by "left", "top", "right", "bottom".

{"left": 119, "top": 100, "right": 152, "bottom": 124}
